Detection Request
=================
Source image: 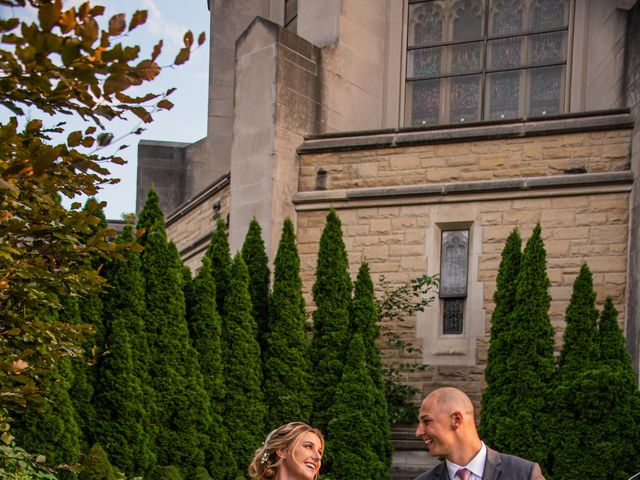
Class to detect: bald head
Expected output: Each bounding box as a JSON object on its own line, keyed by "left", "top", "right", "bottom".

{"left": 426, "top": 387, "right": 475, "bottom": 417}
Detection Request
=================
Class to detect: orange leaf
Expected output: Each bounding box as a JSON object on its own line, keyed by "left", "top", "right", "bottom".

{"left": 26, "top": 119, "right": 42, "bottom": 132}
{"left": 151, "top": 39, "right": 163, "bottom": 61}
{"left": 108, "top": 13, "right": 126, "bottom": 35}
{"left": 104, "top": 73, "right": 131, "bottom": 95}
{"left": 129, "top": 10, "right": 148, "bottom": 31}
{"left": 67, "top": 130, "right": 82, "bottom": 147}
{"left": 157, "top": 99, "right": 173, "bottom": 110}
{"left": 38, "top": 0, "right": 62, "bottom": 32}
{"left": 58, "top": 7, "right": 76, "bottom": 34}
{"left": 136, "top": 60, "right": 160, "bottom": 81}
{"left": 174, "top": 47, "right": 189, "bottom": 66}
{"left": 183, "top": 30, "right": 193, "bottom": 48}
{"left": 198, "top": 31, "right": 206, "bottom": 46}
{"left": 130, "top": 106, "right": 153, "bottom": 123}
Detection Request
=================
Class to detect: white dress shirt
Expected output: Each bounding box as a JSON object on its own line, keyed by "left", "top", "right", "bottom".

{"left": 446, "top": 442, "right": 487, "bottom": 480}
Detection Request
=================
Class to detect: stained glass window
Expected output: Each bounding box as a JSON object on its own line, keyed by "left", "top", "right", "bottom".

{"left": 405, "top": 0, "right": 569, "bottom": 126}
{"left": 440, "top": 229, "right": 469, "bottom": 335}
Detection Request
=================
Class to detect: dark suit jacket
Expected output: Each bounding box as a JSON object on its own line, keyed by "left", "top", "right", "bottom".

{"left": 414, "top": 447, "right": 546, "bottom": 480}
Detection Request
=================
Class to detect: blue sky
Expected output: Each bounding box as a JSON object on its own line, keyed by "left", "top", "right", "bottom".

{"left": 0, "top": 0, "right": 211, "bottom": 219}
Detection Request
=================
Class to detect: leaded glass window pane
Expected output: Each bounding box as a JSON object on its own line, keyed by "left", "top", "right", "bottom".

{"left": 489, "top": 0, "right": 524, "bottom": 35}
{"left": 448, "top": 76, "right": 481, "bottom": 123}
{"left": 407, "top": 78, "right": 441, "bottom": 125}
{"left": 488, "top": 36, "right": 523, "bottom": 69}
{"left": 409, "top": 1, "right": 444, "bottom": 46}
{"left": 451, "top": 42, "right": 483, "bottom": 74}
{"left": 529, "top": 31, "right": 567, "bottom": 65}
{"left": 452, "top": 0, "right": 484, "bottom": 41}
{"left": 528, "top": 65, "right": 564, "bottom": 116}
{"left": 408, "top": 47, "right": 444, "bottom": 77}
{"left": 487, "top": 70, "right": 521, "bottom": 120}
{"left": 443, "top": 299, "right": 464, "bottom": 334}
{"left": 531, "top": 0, "right": 568, "bottom": 31}
{"left": 440, "top": 230, "right": 469, "bottom": 297}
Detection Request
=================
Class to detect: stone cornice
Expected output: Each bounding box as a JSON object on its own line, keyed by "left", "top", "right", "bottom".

{"left": 165, "top": 173, "right": 230, "bottom": 227}
{"left": 298, "top": 110, "right": 634, "bottom": 154}
{"left": 293, "top": 171, "right": 634, "bottom": 210}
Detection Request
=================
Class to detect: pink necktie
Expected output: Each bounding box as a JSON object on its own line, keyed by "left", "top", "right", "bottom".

{"left": 456, "top": 468, "right": 471, "bottom": 480}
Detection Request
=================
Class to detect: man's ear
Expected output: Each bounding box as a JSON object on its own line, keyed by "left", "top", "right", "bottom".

{"left": 451, "top": 411, "right": 463, "bottom": 429}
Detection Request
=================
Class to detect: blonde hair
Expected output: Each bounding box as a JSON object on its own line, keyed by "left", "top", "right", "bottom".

{"left": 248, "top": 422, "right": 325, "bottom": 479}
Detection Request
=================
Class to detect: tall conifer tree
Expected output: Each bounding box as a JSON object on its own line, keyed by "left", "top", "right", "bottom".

{"left": 479, "top": 228, "right": 521, "bottom": 443}
{"left": 551, "top": 263, "right": 602, "bottom": 479}
{"left": 138, "top": 192, "right": 211, "bottom": 476}
{"left": 550, "top": 297, "right": 640, "bottom": 480}
{"left": 557, "top": 263, "right": 600, "bottom": 376}
{"left": 263, "top": 218, "right": 312, "bottom": 428}
{"left": 310, "top": 209, "right": 353, "bottom": 432}
{"left": 136, "top": 186, "right": 165, "bottom": 243}
{"left": 206, "top": 219, "right": 231, "bottom": 316}
{"left": 221, "top": 254, "right": 266, "bottom": 479}
{"left": 326, "top": 334, "right": 388, "bottom": 479}
{"left": 13, "top": 359, "right": 81, "bottom": 466}
{"left": 93, "top": 226, "right": 155, "bottom": 477}
{"left": 487, "top": 224, "right": 554, "bottom": 469}
{"left": 186, "top": 255, "right": 228, "bottom": 476}
{"left": 241, "top": 218, "right": 270, "bottom": 349}
{"left": 350, "top": 262, "right": 392, "bottom": 472}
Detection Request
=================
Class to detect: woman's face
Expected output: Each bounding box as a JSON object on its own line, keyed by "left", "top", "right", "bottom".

{"left": 277, "top": 431, "right": 323, "bottom": 480}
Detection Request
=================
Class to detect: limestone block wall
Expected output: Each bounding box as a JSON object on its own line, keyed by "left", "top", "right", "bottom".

{"left": 298, "top": 129, "right": 631, "bottom": 192}
{"left": 294, "top": 112, "right": 633, "bottom": 399}
{"left": 166, "top": 175, "right": 231, "bottom": 274}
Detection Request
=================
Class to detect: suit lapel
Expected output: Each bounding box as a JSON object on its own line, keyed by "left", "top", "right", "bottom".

{"left": 482, "top": 448, "right": 502, "bottom": 480}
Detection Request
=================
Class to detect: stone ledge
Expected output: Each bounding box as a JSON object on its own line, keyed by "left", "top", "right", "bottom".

{"left": 166, "top": 173, "right": 230, "bottom": 228}
{"left": 298, "top": 109, "right": 634, "bottom": 154}
{"left": 293, "top": 171, "right": 633, "bottom": 206}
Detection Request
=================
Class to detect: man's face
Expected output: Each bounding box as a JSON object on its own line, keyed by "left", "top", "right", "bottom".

{"left": 415, "top": 395, "right": 456, "bottom": 458}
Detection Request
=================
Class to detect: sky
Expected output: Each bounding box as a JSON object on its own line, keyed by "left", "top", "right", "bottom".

{"left": 0, "top": 0, "right": 211, "bottom": 219}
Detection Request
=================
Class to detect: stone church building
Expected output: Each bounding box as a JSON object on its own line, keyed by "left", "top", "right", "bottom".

{"left": 136, "top": 0, "right": 640, "bottom": 475}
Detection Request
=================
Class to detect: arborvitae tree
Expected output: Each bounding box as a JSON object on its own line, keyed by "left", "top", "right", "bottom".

{"left": 550, "top": 263, "right": 602, "bottom": 479}
{"left": 221, "top": 254, "right": 266, "bottom": 479}
{"left": 191, "top": 466, "right": 212, "bottom": 480}
{"left": 558, "top": 297, "right": 640, "bottom": 480}
{"left": 557, "top": 263, "right": 600, "bottom": 376}
{"left": 599, "top": 298, "right": 636, "bottom": 376}
{"left": 486, "top": 224, "right": 554, "bottom": 470}
{"left": 140, "top": 201, "right": 211, "bottom": 476}
{"left": 206, "top": 219, "right": 231, "bottom": 316}
{"left": 479, "top": 228, "right": 521, "bottom": 443}
{"left": 263, "top": 218, "right": 312, "bottom": 428}
{"left": 350, "top": 262, "right": 392, "bottom": 473}
{"left": 598, "top": 298, "right": 640, "bottom": 477}
{"left": 241, "top": 217, "right": 270, "bottom": 349}
{"left": 93, "top": 228, "right": 155, "bottom": 477}
{"left": 186, "top": 255, "right": 228, "bottom": 476}
{"left": 13, "top": 359, "right": 81, "bottom": 466}
{"left": 78, "top": 444, "right": 117, "bottom": 480}
{"left": 136, "top": 186, "right": 165, "bottom": 243}
{"left": 326, "top": 334, "right": 387, "bottom": 480}
{"left": 67, "top": 199, "right": 108, "bottom": 450}
{"left": 310, "top": 209, "right": 353, "bottom": 432}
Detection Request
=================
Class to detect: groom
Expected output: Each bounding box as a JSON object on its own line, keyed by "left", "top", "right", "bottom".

{"left": 414, "top": 387, "right": 545, "bottom": 480}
